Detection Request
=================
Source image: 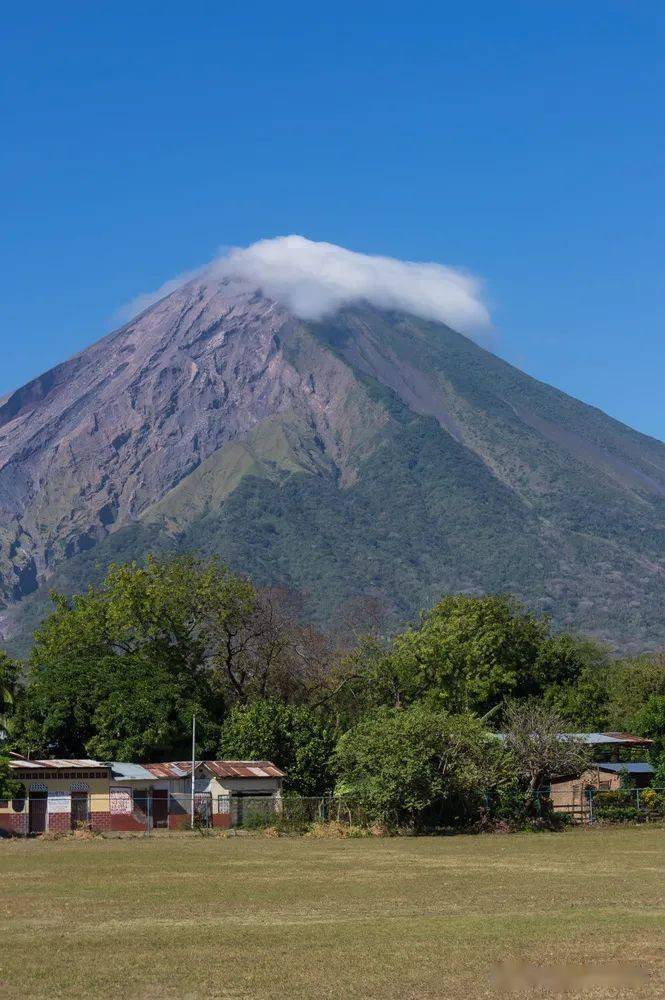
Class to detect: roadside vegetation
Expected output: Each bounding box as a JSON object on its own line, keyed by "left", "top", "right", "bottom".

{"left": 2, "top": 555, "right": 665, "bottom": 828}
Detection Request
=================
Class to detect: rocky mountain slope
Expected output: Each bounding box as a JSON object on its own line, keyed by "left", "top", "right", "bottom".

{"left": 2, "top": 275, "right": 665, "bottom": 652}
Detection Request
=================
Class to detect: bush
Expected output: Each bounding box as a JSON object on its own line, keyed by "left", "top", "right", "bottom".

{"left": 305, "top": 821, "right": 369, "bottom": 839}
{"left": 241, "top": 798, "right": 316, "bottom": 834}
{"left": 593, "top": 790, "right": 640, "bottom": 823}
{"left": 639, "top": 787, "right": 665, "bottom": 818}
{"left": 240, "top": 805, "right": 274, "bottom": 830}
{"left": 490, "top": 783, "right": 567, "bottom": 831}
{"left": 334, "top": 705, "right": 499, "bottom": 830}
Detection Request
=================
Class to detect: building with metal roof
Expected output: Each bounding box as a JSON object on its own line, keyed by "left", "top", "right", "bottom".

{"left": 109, "top": 762, "right": 158, "bottom": 782}
{"left": 8, "top": 752, "right": 106, "bottom": 770}
{"left": 593, "top": 762, "right": 655, "bottom": 775}
{"left": 141, "top": 760, "right": 285, "bottom": 780}
{"left": 549, "top": 759, "right": 656, "bottom": 821}
{"left": 2, "top": 755, "right": 114, "bottom": 835}
{"left": 1, "top": 756, "right": 286, "bottom": 835}
{"left": 129, "top": 759, "right": 286, "bottom": 830}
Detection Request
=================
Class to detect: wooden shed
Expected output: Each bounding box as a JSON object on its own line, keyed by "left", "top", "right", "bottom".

{"left": 549, "top": 762, "right": 655, "bottom": 820}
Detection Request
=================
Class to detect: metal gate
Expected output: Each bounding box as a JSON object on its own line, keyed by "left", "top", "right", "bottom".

{"left": 70, "top": 792, "right": 90, "bottom": 829}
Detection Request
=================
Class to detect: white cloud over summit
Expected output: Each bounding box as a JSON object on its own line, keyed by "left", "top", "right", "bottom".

{"left": 122, "top": 236, "right": 490, "bottom": 332}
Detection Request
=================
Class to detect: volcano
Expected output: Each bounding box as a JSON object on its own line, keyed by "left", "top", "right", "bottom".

{"left": 2, "top": 272, "right": 665, "bottom": 652}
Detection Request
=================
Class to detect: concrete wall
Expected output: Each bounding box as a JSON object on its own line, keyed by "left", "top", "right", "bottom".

{"left": 1, "top": 767, "right": 284, "bottom": 834}
{"left": 0, "top": 776, "right": 112, "bottom": 812}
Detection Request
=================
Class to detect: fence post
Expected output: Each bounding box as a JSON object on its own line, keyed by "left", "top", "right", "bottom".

{"left": 636, "top": 788, "right": 641, "bottom": 814}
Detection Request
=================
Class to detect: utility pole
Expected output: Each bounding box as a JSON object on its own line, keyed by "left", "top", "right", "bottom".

{"left": 190, "top": 714, "right": 196, "bottom": 830}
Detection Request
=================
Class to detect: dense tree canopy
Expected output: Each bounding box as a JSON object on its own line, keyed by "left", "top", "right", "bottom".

{"left": 334, "top": 704, "right": 505, "bottom": 828}
{"left": 219, "top": 699, "right": 335, "bottom": 795}
{"left": 13, "top": 557, "right": 226, "bottom": 757}
{"left": 7, "top": 556, "right": 339, "bottom": 760}
{"left": 337, "top": 595, "right": 611, "bottom": 722}
{"left": 2, "top": 555, "right": 663, "bottom": 814}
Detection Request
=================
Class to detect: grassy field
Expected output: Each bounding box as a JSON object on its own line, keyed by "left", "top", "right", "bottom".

{"left": 1, "top": 826, "right": 664, "bottom": 999}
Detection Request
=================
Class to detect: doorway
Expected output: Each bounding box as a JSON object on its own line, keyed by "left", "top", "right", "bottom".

{"left": 28, "top": 792, "right": 47, "bottom": 834}
{"left": 152, "top": 790, "right": 169, "bottom": 828}
{"left": 70, "top": 791, "right": 90, "bottom": 829}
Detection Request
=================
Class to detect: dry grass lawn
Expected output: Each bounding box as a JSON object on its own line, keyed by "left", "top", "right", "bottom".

{"left": 1, "top": 825, "right": 664, "bottom": 999}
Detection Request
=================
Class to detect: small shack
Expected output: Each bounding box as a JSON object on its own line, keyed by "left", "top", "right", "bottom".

{"left": 1, "top": 754, "right": 285, "bottom": 834}
{"left": 548, "top": 733, "right": 655, "bottom": 820}
{"left": 140, "top": 760, "right": 286, "bottom": 828}
{"left": 550, "top": 761, "right": 655, "bottom": 815}
{"left": 0, "top": 753, "right": 113, "bottom": 834}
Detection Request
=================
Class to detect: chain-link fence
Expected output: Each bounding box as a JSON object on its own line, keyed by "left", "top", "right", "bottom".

{"left": 3, "top": 787, "right": 664, "bottom": 836}
{"left": 0, "top": 790, "right": 377, "bottom": 836}
{"left": 224, "top": 795, "right": 375, "bottom": 831}
{"left": 545, "top": 786, "right": 665, "bottom": 824}
{"left": 588, "top": 786, "right": 665, "bottom": 824}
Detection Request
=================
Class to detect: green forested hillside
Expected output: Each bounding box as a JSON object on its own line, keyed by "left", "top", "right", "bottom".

{"left": 3, "top": 300, "right": 665, "bottom": 654}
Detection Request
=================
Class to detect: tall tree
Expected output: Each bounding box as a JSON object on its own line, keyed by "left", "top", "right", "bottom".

{"left": 338, "top": 595, "right": 606, "bottom": 720}
{"left": 15, "top": 556, "right": 337, "bottom": 759}
{"left": 16, "top": 556, "right": 229, "bottom": 758}
{"left": 219, "top": 699, "right": 335, "bottom": 795}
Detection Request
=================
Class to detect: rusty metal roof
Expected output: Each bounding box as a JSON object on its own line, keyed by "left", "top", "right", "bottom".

{"left": 204, "top": 760, "right": 286, "bottom": 779}
{"left": 601, "top": 731, "right": 654, "bottom": 745}
{"left": 9, "top": 753, "right": 107, "bottom": 770}
{"left": 142, "top": 760, "right": 285, "bottom": 779}
{"left": 505, "top": 732, "right": 654, "bottom": 746}
{"left": 142, "top": 762, "right": 191, "bottom": 779}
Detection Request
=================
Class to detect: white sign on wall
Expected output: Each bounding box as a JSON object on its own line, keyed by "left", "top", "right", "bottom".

{"left": 48, "top": 791, "right": 71, "bottom": 814}
{"left": 110, "top": 788, "right": 132, "bottom": 815}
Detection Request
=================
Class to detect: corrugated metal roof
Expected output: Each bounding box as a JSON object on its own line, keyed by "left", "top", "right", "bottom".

{"left": 601, "top": 732, "right": 654, "bottom": 745}
{"left": 495, "top": 732, "right": 653, "bottom": 746}
{"left": 596, "top": 762, "right": 655, "bottom": 774}
{"left": 9, "top": 754, "right": 106, "bottom": 770}
{"left": 8, "top": 753, "right": 41, "bottom": 769}
{"left": 204, "top": 760, "right": 286, "bottom": 779}
{"left": 143, "top": 762, "right": 191, "bottom": 779}
{"left": 9, "top": 753, "right": 285, "bottom": 778}
{"left": 565, "top": 733, "right": 628, "bottom": 744}
{"left": 110, "top": 762, "right": 158, "bottom": 781}
{"left": 142, "top": 760, "right": 286, "bottom": 779}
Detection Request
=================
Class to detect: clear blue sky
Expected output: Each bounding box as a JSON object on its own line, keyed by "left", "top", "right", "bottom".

{"left": 2, "top": 2, "right": 664, "bottom": 438}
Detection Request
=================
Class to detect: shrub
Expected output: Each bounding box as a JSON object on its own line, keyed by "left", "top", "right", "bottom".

{"left": 639, "top": 787, "right": 665, "bottom": 817}
{"left": 593, "top": 790, "right": 640, "bottom": 823}
{"left": 305, "top": 821, "right": 371, "bottom": 839}
{"left": 240, "top": 806, "right": 273, "bottom": 831}
{"left": 490, "top": 782, "right": 568, "bottom": 831}
{"left": 334, "top": 705, "right": 499, "bottom": 830}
